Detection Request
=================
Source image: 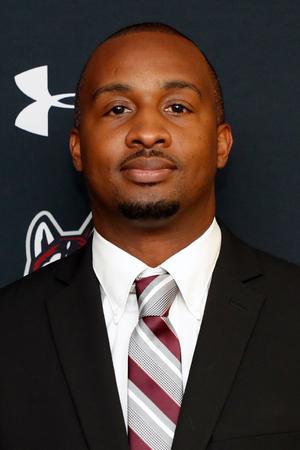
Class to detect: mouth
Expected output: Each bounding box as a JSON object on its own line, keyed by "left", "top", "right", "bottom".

{"left": 120, "top": 157, "right": 177, "bottom": 184}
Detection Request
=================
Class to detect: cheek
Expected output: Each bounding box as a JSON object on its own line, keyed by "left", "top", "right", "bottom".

{"left": 80, "top": 127, "right": 124, "bottom": 174}
{"left": 177, "top": 128, "right": 218, "bottom": 188}
{"left": 180, "top": 130, "right": 218, "bottom": 167}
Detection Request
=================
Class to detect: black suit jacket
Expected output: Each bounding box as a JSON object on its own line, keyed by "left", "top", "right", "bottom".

{"left": 1, "top": 226, "right": 300, "bottom": 450}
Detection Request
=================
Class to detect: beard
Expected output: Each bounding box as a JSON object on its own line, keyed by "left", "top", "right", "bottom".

{"left": 118, "top": 200, "right": 180, "bottom": 220}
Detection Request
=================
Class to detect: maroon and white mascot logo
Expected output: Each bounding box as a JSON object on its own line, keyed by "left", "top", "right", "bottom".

{"left": 24, "top": 211, "right": 93, "bottom": 275}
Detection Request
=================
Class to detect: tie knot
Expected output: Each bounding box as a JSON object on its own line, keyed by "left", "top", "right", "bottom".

{"left": 135, "top": 273, "right": 178, "bottom": 318}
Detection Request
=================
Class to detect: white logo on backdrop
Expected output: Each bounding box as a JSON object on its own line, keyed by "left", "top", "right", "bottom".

{"left": 24, "top": 210, "right": 93, "bottom": 275}
{"left": 15, "top": 66, "right": 75, "bottom": 137}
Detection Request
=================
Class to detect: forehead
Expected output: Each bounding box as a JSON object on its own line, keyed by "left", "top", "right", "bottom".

{"left": 81, "top": 32, "right": 213, "bottom": 94}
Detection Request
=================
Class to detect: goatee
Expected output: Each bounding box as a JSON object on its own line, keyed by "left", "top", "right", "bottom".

{"left": 118, "top": 200, "right": 180, "bottom": 220}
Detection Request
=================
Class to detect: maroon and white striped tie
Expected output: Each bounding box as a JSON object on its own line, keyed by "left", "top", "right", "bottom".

{"left": 128, "top": 273, "right": 183, "bottom": 450}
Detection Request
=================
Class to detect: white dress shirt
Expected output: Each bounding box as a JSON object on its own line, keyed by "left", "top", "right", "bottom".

{"left": 92, "top": 218, "right": 221, "bottom": 426}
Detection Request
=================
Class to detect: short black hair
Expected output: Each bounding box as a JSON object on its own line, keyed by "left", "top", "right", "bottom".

{"left": 74, "top": 22, "right": 225, "bottom": 128}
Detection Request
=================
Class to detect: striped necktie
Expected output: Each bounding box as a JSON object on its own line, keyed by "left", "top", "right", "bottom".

{"left": 128, "top": 273, "right": 183, "bottom": 450}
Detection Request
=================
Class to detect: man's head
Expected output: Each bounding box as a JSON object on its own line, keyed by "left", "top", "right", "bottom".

{"left": 74, "top": 23, "right": 225, "bottom": 129}
{"left": 69, "top": 23, "right": 233, "bottom": 239}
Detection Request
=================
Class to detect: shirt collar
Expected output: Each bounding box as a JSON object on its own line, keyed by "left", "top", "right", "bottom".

{"left": 160, "top": 218, "right": 221, "bottom": 318}
{"left": 92, "top": 231, "right": 148, "bottom": 322}
{"left": 92, "top": 218, "right": 221, "bottom": 322}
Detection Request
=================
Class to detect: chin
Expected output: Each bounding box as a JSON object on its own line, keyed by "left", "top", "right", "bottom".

{"left": 118, "top": 200, "right": 180, "bottom": 220}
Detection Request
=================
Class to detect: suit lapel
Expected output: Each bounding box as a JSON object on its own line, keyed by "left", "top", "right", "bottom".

{"left": 45, "top": 242, "right": 128, "bottom": 450}
{"left": 173, "top": 227, "right": 266, "bottom": 450}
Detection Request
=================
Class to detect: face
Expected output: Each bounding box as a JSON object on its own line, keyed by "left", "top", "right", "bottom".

{"left": 70, "top": 32, "right": 232, "bottom": 231}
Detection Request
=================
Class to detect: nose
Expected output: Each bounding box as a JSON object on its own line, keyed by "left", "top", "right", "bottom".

{"left": 125, "top": 108, "right": 172, "bottom": 149}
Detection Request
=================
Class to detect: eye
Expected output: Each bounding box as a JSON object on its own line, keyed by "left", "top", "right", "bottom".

{"left": 165, "top": 103, "right": 191, "bottom": 114}
{"left": 108, "top": 105, "right": 131, "bottom": 115}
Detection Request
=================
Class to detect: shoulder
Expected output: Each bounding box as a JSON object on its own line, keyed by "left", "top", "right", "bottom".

{"left": 0, "top": 240, "right": 95, "bottom": 350}
{"left": 255, "top": 246, "right": 300, "bottom": 278}
{"left": 0, "top": 243, "right": 89, "bottom": 309}
{"left": 219, "top": 222, "right": 300, "bottom": 293}
{"left": 253, "top": 247, "right": 300, "bottom": 303}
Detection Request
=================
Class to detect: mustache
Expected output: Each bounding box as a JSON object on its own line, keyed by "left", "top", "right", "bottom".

{"left": 119, "top": 148, "right": 179, "bottom": 169}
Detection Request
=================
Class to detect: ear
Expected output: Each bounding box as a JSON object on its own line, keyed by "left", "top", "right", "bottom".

{"left": 216, "top": 123, "right": 233, "bottom": 169}
{"left": 69, "top": 127, "right": 83, "bottom": 172}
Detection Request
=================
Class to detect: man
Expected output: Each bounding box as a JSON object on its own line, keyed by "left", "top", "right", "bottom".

{"left": 1, "top": 23, "right": 300, "bottom": 450}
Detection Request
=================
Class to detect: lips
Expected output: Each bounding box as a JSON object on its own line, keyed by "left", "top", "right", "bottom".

{"left": 120, "top": 157, "right": 177, "bottom": 183}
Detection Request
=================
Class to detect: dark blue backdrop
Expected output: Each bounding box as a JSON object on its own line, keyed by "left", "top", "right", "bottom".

{"left": 1, "top": 0, "right": 300, "bottom": 287}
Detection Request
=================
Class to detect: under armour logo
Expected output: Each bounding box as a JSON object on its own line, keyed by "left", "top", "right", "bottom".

{"left": 14, "top": 65, "right": 75, "bottom": 136}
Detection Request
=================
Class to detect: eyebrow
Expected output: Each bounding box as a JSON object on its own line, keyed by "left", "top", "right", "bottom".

{"left": 92, "top": 83, "right": 131, "bottom": 100}
{"left": 92, "top": 79, "right": 202, "bottom": 101}
{"left": 162, "top": 80, "right": 202, "bottom": 99}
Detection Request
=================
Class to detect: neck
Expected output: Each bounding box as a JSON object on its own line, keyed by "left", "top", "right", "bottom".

{"left": 92, "top": 205, "right": 215, "bottom": 267}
